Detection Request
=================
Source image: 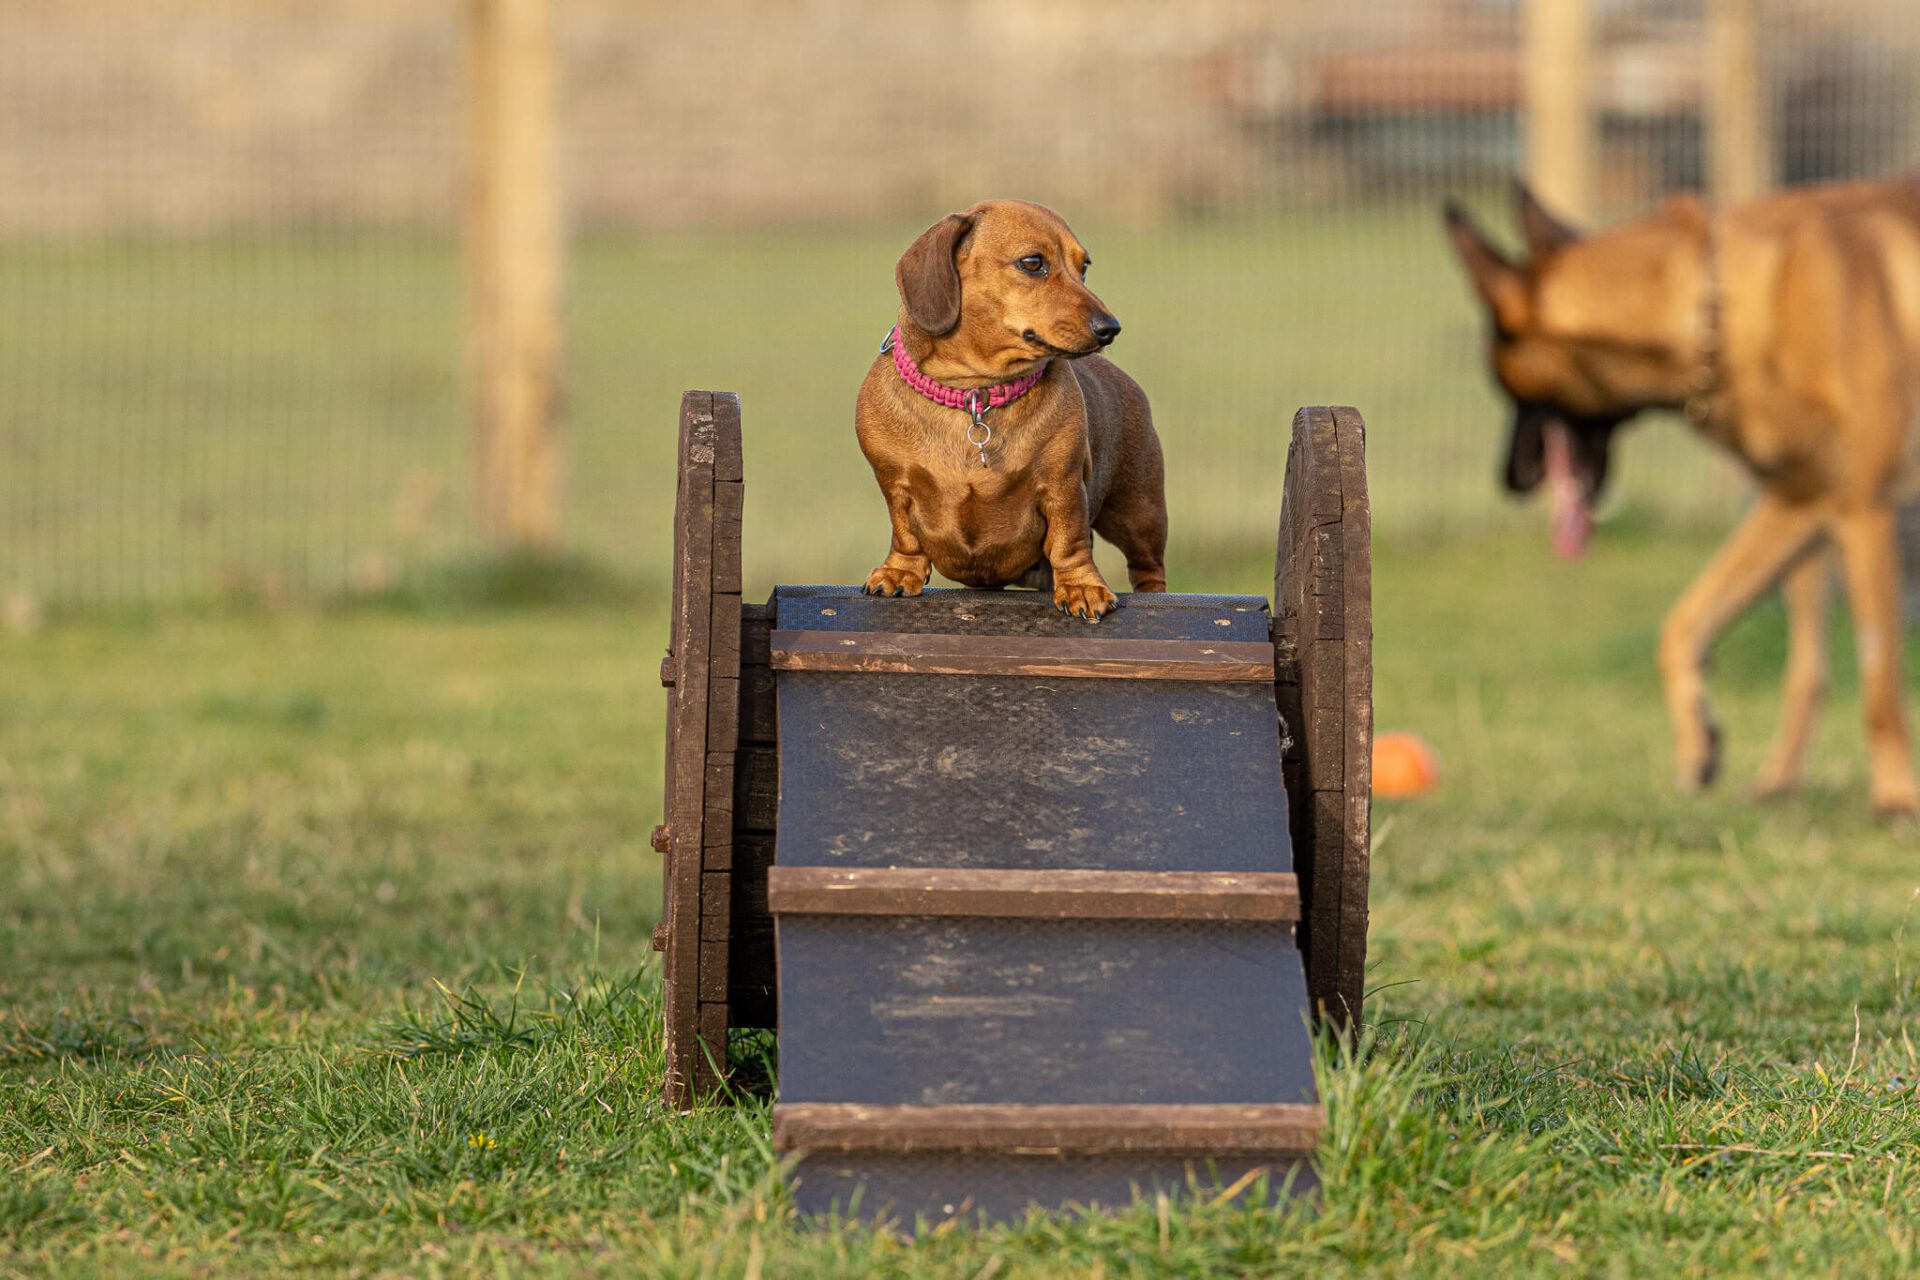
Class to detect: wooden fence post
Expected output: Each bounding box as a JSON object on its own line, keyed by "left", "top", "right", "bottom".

{"left": 1522, "top": 0, "right": 1597, "bottom": 223}
{"left": 465, "top": 0, "right": 563, "bottom": 551}
{"left": 1706, "top": 0, "right": 1772, "bottom": 205}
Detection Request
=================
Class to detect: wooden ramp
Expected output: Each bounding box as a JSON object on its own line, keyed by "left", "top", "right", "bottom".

{"left": 653, "top": 392, "right": 1374, "bottom": 1230}
{"left": 767, "top": 587, "right": 1321, "bottom": 1226}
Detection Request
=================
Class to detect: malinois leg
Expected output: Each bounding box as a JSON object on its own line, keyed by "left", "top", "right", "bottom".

{"left": 1752, "top": 546, "right": 1832, "bottom": 798}
{"left": 1831, "top": 507, "right": 1920, "bottom": 815}
{"left": 1658, "top": 497, "right": 1824, "bottom": 792}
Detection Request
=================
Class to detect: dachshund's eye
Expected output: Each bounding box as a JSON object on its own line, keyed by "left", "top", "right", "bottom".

{"left": 1017, "top": 255, "right": 1047, "bottom": 277}
{"left": 1080, "top": 259, "right": 1091, "bottom": 277}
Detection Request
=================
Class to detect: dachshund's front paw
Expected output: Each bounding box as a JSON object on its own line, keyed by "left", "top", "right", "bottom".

{"left": 1053, "top": 576, "right": 1118, "bottom": 622}
{"left": 863, "top": 564, "right": 928, "bottom": 597}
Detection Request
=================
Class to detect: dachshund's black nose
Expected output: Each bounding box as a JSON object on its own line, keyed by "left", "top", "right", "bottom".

{"left": 1089, "top": 314, "right": 1122, "bottom": 347}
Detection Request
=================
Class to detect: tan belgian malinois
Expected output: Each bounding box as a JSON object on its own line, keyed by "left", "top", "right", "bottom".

{"left": 1445, "top": 179, "right": 1920, "bottom": 815}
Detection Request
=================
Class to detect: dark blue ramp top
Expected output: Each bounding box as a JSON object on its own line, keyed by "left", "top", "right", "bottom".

{"left": 777, "top": 585, "right": 1272, "bottom": 642}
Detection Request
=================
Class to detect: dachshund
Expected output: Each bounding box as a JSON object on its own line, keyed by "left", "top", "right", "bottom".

{"left": 855, "top": 199, "right": 1167, "bottom": 621}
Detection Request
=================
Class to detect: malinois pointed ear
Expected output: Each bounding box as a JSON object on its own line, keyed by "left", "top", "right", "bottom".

{"left": 1513, "top": 180, "right": 1580, "bottom": 257}
{"left": 896, "top": 212, "right": 974, "bottom": 336}
{"left": 1444, "top": 200, "right": 1529, "bottom": 333}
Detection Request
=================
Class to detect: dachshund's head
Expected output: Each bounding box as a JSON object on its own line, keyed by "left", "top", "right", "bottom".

{"left": 896, "top": 199, "right": 1119, "bottom": 381}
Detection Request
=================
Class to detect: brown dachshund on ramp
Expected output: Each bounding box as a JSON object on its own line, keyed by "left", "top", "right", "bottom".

{"left": 855, "top": 199, "right": 1168, "bottom": 621}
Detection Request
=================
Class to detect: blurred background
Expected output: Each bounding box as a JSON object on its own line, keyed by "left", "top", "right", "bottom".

{"left": 18, "top": 7, "right": 1920, "bottom": 1266}
{"left": 4, "top": 0, "right": 1920, "bottom": 608}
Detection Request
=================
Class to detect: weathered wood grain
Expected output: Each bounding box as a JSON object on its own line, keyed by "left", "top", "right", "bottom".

{"left": 702, "top": 751, "right": 735, "bottom": 866}
{"left": 701, "top": 871, "right": 731, "bottom": 940}
{"left": 713, "top": 484, "right": 744, "bottom": 595}
{"left": 1332, "top": 405, "right": 1375, "bottom": 1017}
{"left": 740, "top": 667, "right": 777, "bottom": 744}
{"left": 771, "top": 630, "right": 1274, "bottom": 681}
{"left": 733, "top": 744, "right": 778, "bottom": 832}
{"left": 661, "top": 389, "right": 747, "bottom": 1104}
{"left": 767, "top": 867, "right": 1299, "bottom": 921}
{"left": 662, "top": 391, "right": 716, "bottom": 1107}
{"left": 741, "top": 604, "right": 773, "bottom": 665}
{"left": 774, "top": 1103, "right": 1324, "bottom": 1156}
{"left": 775, "top": 584, "right": 1271, "bottom": 642}
{"left": 1272, "top": 404, "right": 1373, "bottom": 1032}
{"left": 727, "top": 831, "right": 777, "bottom": 1027}
{"left": 725, "top": 604, "right": 779, "bottom": 1030}
{"left": 699, "top": 936, "right": 729, "bottom": 1003}
{"left": 711, "top": 391, "right": 745, "bottom": 483}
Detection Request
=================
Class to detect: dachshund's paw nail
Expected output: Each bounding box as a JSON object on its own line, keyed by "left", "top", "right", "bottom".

{"left": 865, "top": 567, "right": 926, "bottom": 598}
{"left": 1055, "top": 581, "right": 1118, "bottom": 622}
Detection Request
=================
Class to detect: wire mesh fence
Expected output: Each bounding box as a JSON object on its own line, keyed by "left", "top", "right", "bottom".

{"left": 4, "top": 0, "right": 1919, "bottom": 606}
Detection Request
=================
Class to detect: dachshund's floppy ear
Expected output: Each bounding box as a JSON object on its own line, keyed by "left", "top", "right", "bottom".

{"left": 896, "top": 213, "right": 973, "bottom": 336}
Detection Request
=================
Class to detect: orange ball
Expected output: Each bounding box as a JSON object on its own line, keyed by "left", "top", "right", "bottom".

{"left": 1372, "top": 731, "right": 1440, "bottom": 798}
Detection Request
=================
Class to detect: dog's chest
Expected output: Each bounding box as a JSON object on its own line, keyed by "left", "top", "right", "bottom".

{"left": 906, "top": 464, "right": 1045, "bottom": 584}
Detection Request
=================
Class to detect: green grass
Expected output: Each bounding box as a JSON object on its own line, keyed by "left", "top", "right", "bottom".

{"left": 0, "top": 203, "right": 1751, "bottom": 606}
{"left": 5, "top": 526, "right": 1920, "bottom": 1276}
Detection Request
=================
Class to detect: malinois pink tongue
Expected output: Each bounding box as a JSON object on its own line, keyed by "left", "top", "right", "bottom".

{"left": 1543, "top": 422, "right": 1591, "bottom": 561}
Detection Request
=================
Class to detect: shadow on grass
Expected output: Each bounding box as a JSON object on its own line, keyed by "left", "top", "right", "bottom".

{"left": 370, "top": 966, "right": 659, "bottom": 1062}
{"left": 0, "top": 1007, "right": 181, "bottom": 1067}
{"left": 21, "top": 550, "right": 653, "bottom": 629}
{"left": 344, "top": 550, "right": 650, "bottom": 615}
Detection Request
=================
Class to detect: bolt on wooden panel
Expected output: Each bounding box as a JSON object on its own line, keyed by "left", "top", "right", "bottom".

{"left": 776, "top": 584, "right": 1271, "bottom": 642}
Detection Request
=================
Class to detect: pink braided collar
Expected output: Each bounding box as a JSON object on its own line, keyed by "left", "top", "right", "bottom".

{"left": 883, "top": 326, "right": 1045, "bottom": 413}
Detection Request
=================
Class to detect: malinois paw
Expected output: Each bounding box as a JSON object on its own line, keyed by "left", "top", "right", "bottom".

{"left": 1053, "top": 578, "right": 1118, "bottom": 622}
{"left": 1675, "top": 718, "right": 1723, "bottom": 793}
{"left": 863, "top": 565, "right": 927, "bottom": 598}
{"left": 1870, "top": 778, "right": 1920, "bottom": 819}
{"left": 1749, "top": 770, "right": 1801, "bottom": 801}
